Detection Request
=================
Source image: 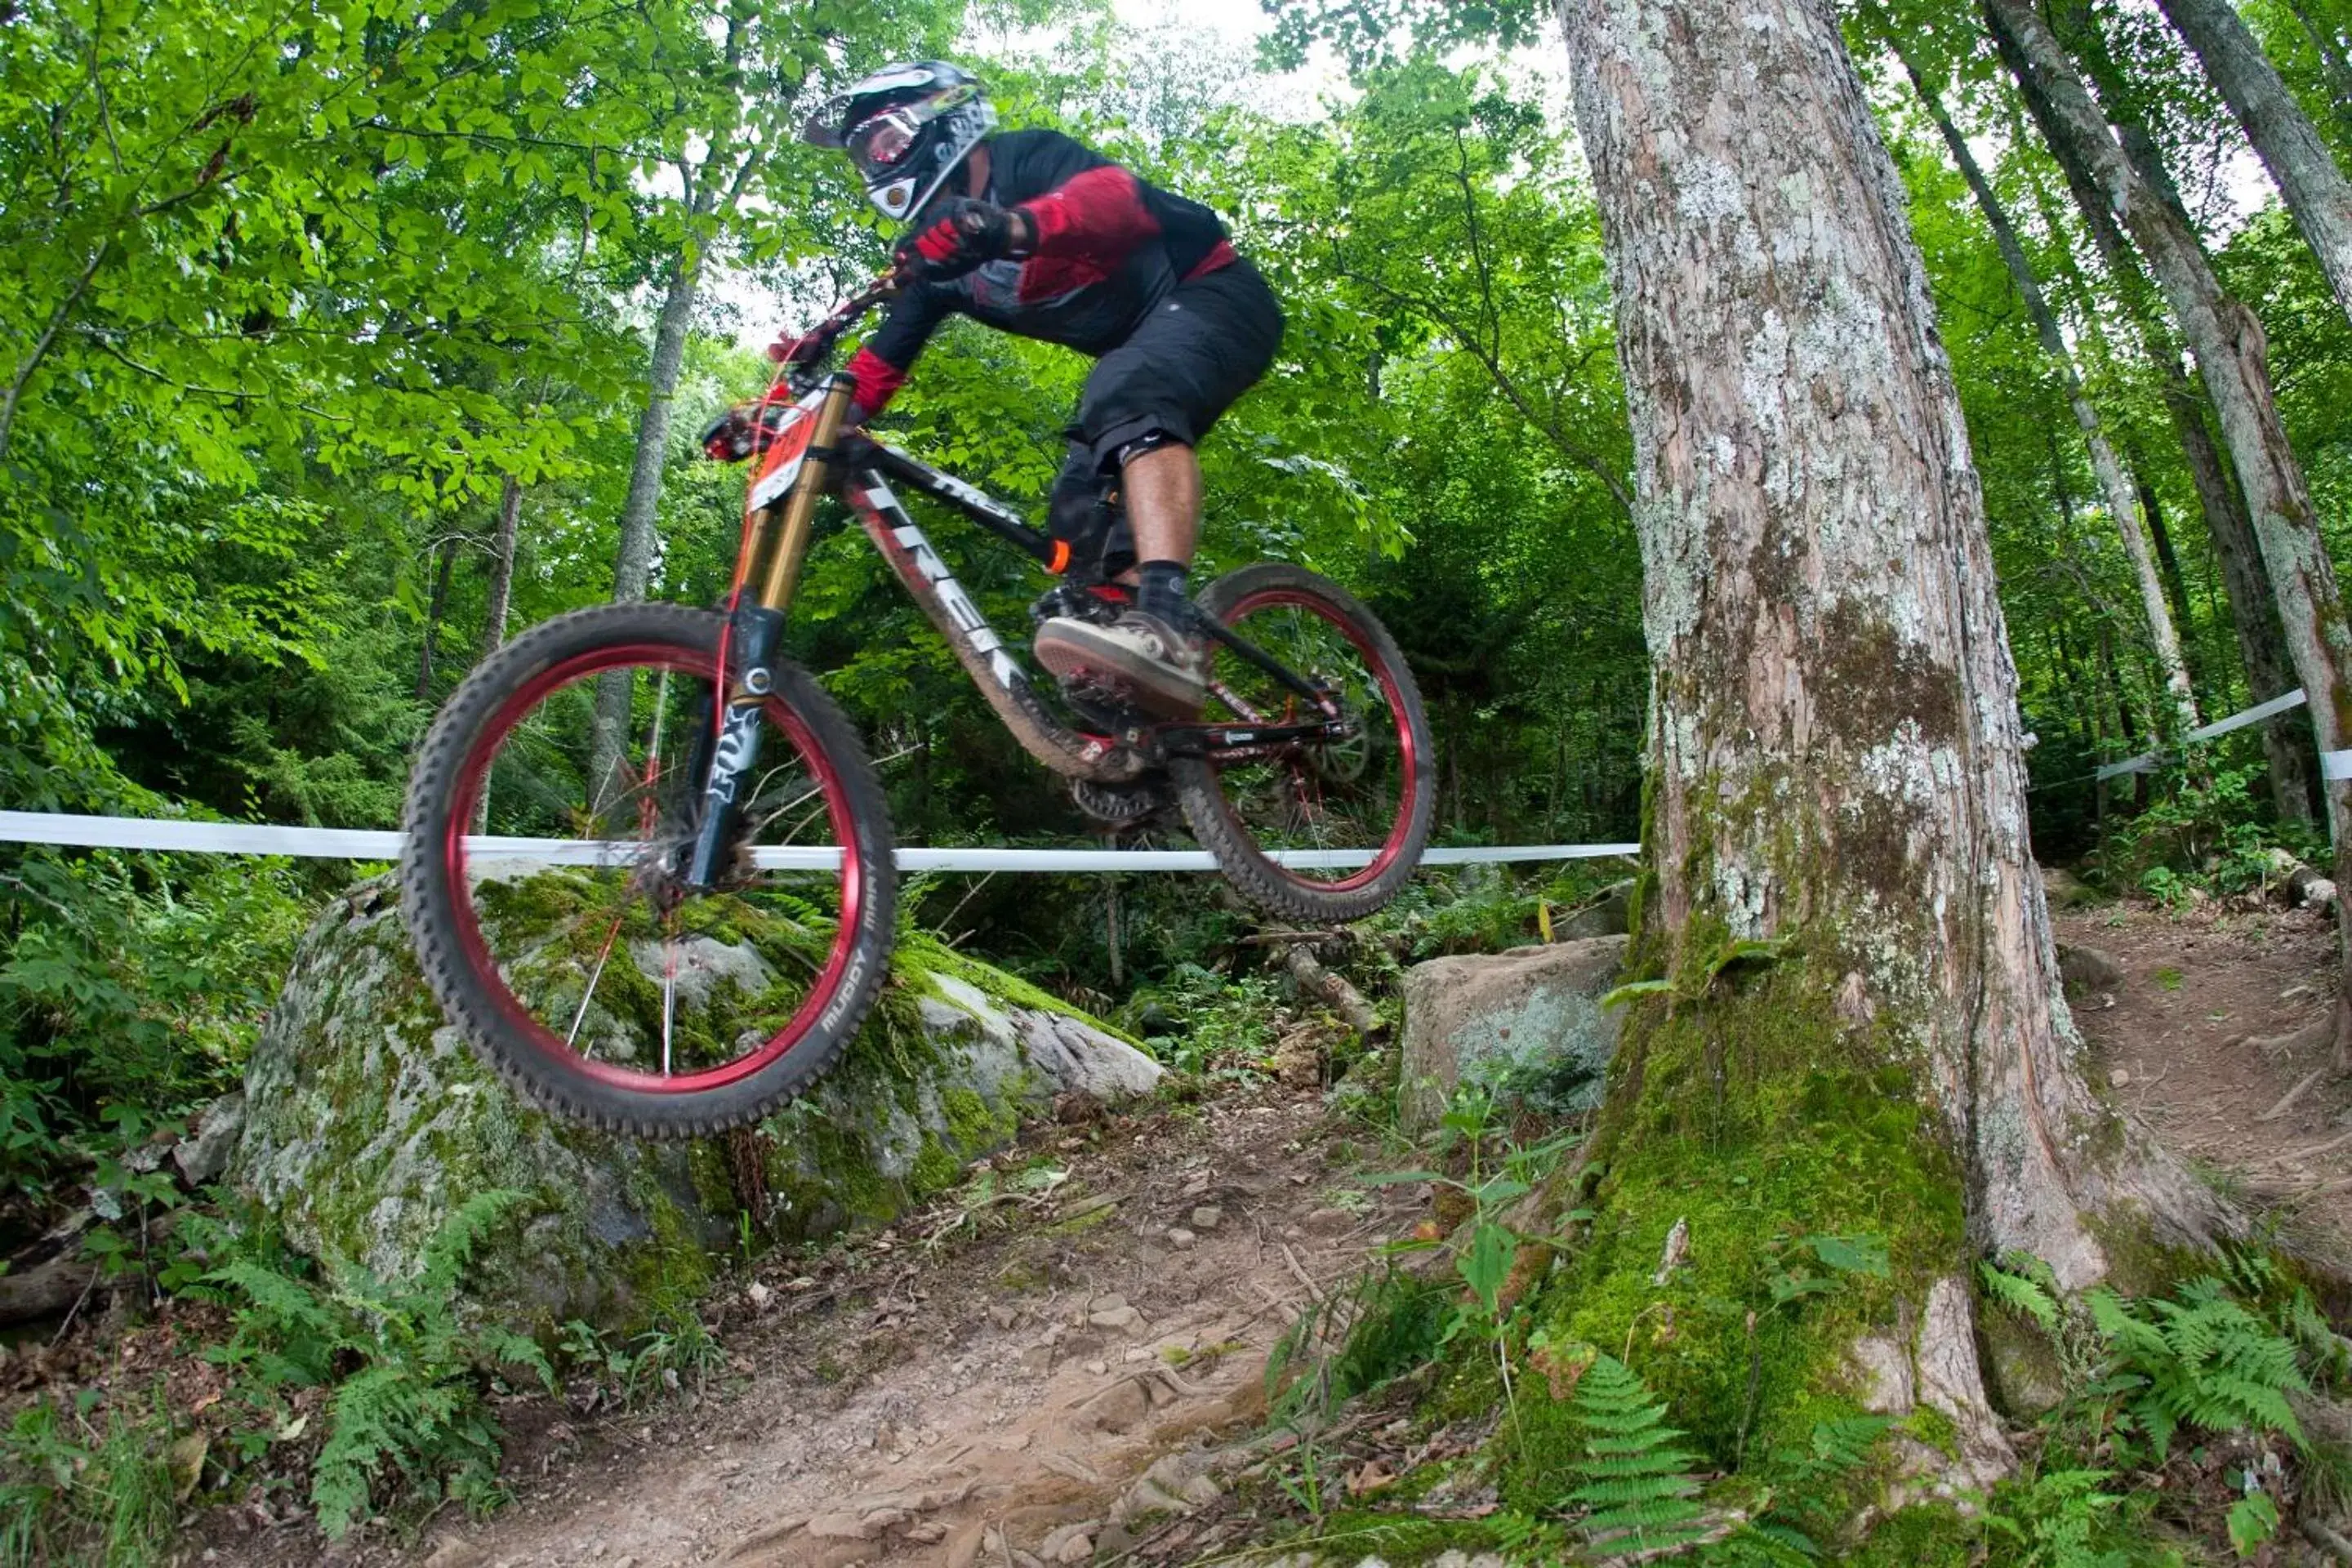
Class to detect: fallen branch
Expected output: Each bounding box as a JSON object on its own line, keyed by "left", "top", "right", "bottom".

{"left": 1281, "top": 944, "right": 1381, "bottom": 1040}
{"left": 0, "top": 1254, "right": 105, "bottom": 1328}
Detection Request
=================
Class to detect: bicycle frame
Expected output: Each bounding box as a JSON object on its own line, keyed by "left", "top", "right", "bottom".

{"left": 682, "top": 368, "right": 1353, "bottom": 889}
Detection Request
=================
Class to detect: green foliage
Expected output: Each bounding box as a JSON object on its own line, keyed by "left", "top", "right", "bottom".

{"left": 1563, "top": 1352, "right": 1711, "bottom": 1557}
{"left": 0, "top": 1395, "right": 177, "bottom": 1568}
{"left": 180, "top": 1192, "right": 552, "bottom": 1538}
{"left": 2084, "top": 1278, "right": 2307, "bottom": 1462}
{"left": 1980, "top": 1468, "right": 2135, "bottom": 1568}
{"left": 0, "top": 850, "right": 311, "bottom": 1211}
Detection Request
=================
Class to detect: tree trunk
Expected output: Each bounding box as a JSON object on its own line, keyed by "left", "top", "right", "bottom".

{"left": 2010, "top": 42, "right": 2314, "bottom": 817}
{"left": 2157, "top": 0, "right": 2352, "bottom": 329}
{"left": 482, "top": 474, "right": 523, "bottom": 662}
{"left": 2133, "top": 456, "right": 2199, "bottom": 672}
{"left": 472, "top": 473, "right": 524, "bottom": 835}
{"left": 1989, "top": 0, "right": 2352, "bottom": 1061}
{"left": 1883, "top": 24, "right": 2197, "bottom": 734}
{"left": 1556, "top": 0, "right": 2222, "bottom": 1489}
{"left": 416, "top": 537, "right": 458, "bottom": 702}
{"left": 590, "top": 249, "right": 706, "bottom": 793}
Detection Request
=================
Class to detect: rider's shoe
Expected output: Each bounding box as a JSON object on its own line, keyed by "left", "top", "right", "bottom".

{"left": 1034, "top": 608, "right": 1207, "bottom": 719}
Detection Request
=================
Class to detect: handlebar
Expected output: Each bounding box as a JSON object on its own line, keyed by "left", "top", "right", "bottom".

{"left": 768, "top": 266, "right": 910, "bottom": 396}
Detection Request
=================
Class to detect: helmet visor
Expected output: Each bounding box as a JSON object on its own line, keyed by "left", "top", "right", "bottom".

{"left": 844, "top": 106, "right": 924, "bottom": 180}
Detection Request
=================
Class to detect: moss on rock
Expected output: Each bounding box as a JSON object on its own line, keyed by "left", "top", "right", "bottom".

{"left": 229, "top": 875, "right": 1157, "bottom": 1334}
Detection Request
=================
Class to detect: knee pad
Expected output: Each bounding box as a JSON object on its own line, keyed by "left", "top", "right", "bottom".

{"left": 1045, "top": 446, "right": 1136, "bottom": 581}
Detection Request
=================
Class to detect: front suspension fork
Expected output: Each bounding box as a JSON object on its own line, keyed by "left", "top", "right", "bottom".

{"left": 684, "top": 604, "right": 786, "bottom": 888}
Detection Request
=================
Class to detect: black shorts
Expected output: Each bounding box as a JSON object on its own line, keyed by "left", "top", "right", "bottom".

{"left": 1074, "top": 256, "right": 1284, "bottom": 459}
{"left": 1046, "top": 258, "right": 1284, "bottom": 567}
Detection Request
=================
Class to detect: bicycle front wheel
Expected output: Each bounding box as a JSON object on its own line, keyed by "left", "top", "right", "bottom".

{"left": 1173, "top": 563, "right": 1434, "bottom": 922}
{"left": 399, "top": 603, "right": 896, "bottom": 1138}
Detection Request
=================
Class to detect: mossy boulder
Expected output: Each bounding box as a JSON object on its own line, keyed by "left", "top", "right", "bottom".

{"left": 1396, "top": 937, "right": 1628, "bottom": 1131}
{"left": 229, "top": 879, "right": 1158, "bottom": 1334}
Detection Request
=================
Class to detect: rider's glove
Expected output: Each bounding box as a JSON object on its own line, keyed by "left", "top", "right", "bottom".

{"left": 894, "top": 198, "right": 1022, "bottom": 280}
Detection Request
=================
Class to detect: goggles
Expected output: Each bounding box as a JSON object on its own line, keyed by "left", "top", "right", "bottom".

{"left": 843, "top": 87, "right": 973, "bottom": 180}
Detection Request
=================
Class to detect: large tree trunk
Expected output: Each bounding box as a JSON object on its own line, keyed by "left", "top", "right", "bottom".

{"left": 2157, "top": 0, "right": 2352, "bottom": 329}
{"left": 1882, "top": 24, "right": 2197, "bottom": 735}
{"left": 1988, "top": 0, "right": 2352, "bottom": 1062}
{"left": 1555, "top": 0, "right": 2221, "bottom": 1488}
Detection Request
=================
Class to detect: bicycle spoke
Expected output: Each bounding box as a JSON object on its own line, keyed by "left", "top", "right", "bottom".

{"left": 566, "top": 906, "right": 630, "bottom": 1050}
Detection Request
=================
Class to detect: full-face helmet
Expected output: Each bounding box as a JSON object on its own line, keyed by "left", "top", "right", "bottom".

{"left": 802, "top": 60, "right": 997, "bottom": 224}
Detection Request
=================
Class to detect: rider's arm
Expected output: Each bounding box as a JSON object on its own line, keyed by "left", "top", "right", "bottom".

{"left": 844, "top": 284, "right": 951, "bottom": 422}
{"left": 1000, "top": 131, "right": 1160, "bottom": 266}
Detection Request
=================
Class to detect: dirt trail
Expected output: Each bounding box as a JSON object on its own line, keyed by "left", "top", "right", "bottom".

{"left": 354, "top": 1080, "right": 1415, "bottom": 1568}
{"left": 2056, "top": 899, "right": 2352, "bottom": 1252}
{"left": 194, "top": 899, "right": 2351, "bottom": 1568}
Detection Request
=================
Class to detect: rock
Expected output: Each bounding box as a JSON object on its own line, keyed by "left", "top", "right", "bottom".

{"left": 1039, "top": 1522, "right": 1095, "bottom": 1565}
{"left": 1551, "top": 880, "right": 1633, "bottom": 942}
{"left": 1189, "top": 1205, "right": 1223, "bottom": 1231}
{"left": 1089, "top": 1306, "right": 1144, "bottom": 1332}
{"left": 988, "top": 1303, "right": 1020, "bottom": 1330}
{"left": 2040, "top": 866, "right": 2102, "bottom": 909}
{"left": 807, "top": 1512, "right": 881, "bottom": 1541}
{"left": 1396, "top": 936, "right": 1628, "bottom": 1132}
{"left": 2056, "top": 942, "right": 2126, "bottom": 996}
{"left": 229, "top": 880, "right": 1160, "bottom": 1333}
{"left": 173, "top": 1092, "right": 246, "bottom": 1187}
{"left": 2307, "top": 878, "right": 2340, "bottom": 915}
{"left": 1165, "top": 1227, "right": 1196, "bottom": 1250}
{"left": 421, "top": 1539, "right": 485, "bottom": 1568}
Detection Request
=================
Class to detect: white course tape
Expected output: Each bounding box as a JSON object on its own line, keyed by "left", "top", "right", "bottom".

{"left": 2323, "top": 751, "right": 2352, "bottom": 782}
{"left": 2096, "top": 688, "right": 2310, "bottom": 782}
{"left": 0, "top": 812, "right": 1637, "bottom": 874}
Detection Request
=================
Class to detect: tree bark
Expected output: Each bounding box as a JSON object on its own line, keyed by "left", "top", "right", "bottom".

{"left": 482, "top": 473, "right": 523, "bottom": 662}
{"left": 1989, "top": 0, "right": 2352, "bottom": 1060}
{"left": 471, "top": 473, "right": 524, "bottom": 835}
{"left": 2133, "top": 456, "right": 2199, "bottom": 671}
{"left": 1557, "top": 0, "right": 2222, "bottom": 1488}
{"left": 416, "top": 537, "right": 458, "bottom": 702}
{"left": 2157, "top": 0, "right": 2352, "bottom": 330}
{"left": 1882, "top": 23, "right": 2198, "bottom": 734}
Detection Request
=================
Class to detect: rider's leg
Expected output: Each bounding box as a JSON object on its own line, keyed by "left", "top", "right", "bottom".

{"left": 1034, "top": 259, "right": 1284, "bottom": 716}
{"left": 1122, "top": 442, "right": 1200, "bottom": 623}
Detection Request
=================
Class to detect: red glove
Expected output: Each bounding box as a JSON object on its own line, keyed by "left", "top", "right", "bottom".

{"left": 893, "top": 198, "right": 1022, "bottom": 280}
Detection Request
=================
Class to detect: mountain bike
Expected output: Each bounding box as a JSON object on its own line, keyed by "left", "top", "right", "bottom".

{"left": 398, "top": 269, "right": 1433, "bottom": 1138}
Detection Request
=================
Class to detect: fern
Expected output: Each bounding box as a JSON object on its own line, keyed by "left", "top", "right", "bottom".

{"left": 1566, "top": 1352, "right": 1712, "bottom": 1558}
{"left": 1981, "top": 1257, "right": 2062, "bottom": 1330}
{"left": 197, "top": 1192, "right": 551, "bottom": 1538}
{"left": 2087, "top": 1279, "right": 2306, "bottom": 1461}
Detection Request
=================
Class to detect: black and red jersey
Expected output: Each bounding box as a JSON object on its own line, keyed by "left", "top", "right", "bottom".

{"left": 844, "top": 129, "right": 1238, "bottom": 414}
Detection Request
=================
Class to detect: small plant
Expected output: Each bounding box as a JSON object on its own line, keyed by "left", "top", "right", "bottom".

{"left": 2086, "top": 1277, "right": 2306, "bottom": 1463}
{"left": 0, "top": 1394, "right": 177, "bottom": 1568}
{"left": 1561, "top": 1351, "right": 1710, "bottom": 1557}
{"left": 181, "top": 1192, "right": 552, "bottom": 1538}
{"left": 1981, "top": 1467, "right": 2134, "bottom": 1568}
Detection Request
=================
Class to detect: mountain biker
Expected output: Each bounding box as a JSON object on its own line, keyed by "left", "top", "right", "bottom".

{"left": 786, "top": 60, "right": 1285, "bottom": 718}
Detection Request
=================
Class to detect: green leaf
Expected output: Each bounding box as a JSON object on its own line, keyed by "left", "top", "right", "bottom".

{"left": 2226, "top": 1490, "right": 2278, "bottom": 1557}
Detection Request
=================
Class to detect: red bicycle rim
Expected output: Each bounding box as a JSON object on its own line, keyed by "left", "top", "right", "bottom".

{"left": 441, "top": 643, "right": 866, "bottom": 1094}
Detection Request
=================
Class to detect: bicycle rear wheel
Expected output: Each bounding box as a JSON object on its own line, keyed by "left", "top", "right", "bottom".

{"left": 1172, "top": 563, "right": 1433, "bottom": 922}
{"left": 399, "top": 602, "right": 896, "bottom": 1137}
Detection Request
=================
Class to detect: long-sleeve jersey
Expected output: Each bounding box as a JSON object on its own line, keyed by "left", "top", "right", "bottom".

{"left": 844, "top": 128, "right": 1238, "bottom": 415}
